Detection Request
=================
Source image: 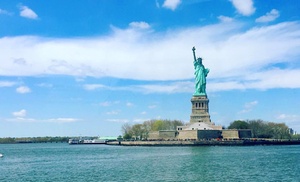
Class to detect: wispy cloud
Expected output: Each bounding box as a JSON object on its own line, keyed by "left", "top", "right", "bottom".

{"left": 47, "top": 118, "right": 79, "bottom": 123}
{"left": 12, "top": 109, "right": 27, "bottom": 117}
{"left": 83, "top": 84, "right": 106, "bottom": 90}
{"left": 6, "top": 117, "right": 80, "bottom": 123}
{"left": 148, "top": 105, "right": 157, "bottom": 109}
{"left": 230, "top": 0, "right": 255, "bottom": 16}
{"left": 99, "top": 101, "right": 120, "bottom": 107}
{"left": 100, "top": 101, "right": 112, "bottom": 107}
{"left": 0, "top": 8, "right": 12, "bottom": 15}
{"left": 37, "top": 83, "right": 53, "bottom": 88}
{"left": 276, "top": 113, "right": 299, "bottom": 121}
{"left": 106, "top": 110, "right": 120, "bottom": 115}
{"left": 19, "top": 5, "right": 38, "bottom": 19}
{"left": 0, "top": 81, "right": 17, "bottom": 87}
{"left": 129, "top": 21, "right": 150, "bottom": 29}
{"left": 162, "top": 0, "right": 181, "bottom": 11}
{"left": 106, "top": 119, "right": 130, "bottom": 123}
{"left": 16, "top": 86, "right": 31, "bottom": 94}
{"left": 218, "top": 15, "right": 234, "bottom": 23}
{"left": 106, "top": 118, "right": 149, "bottom": 123}
{"left": 276, "top": 113, "right": 300, "bottom": 132}
{"left": 126, "top": 102, "right": 134, "bottom": 107}
{"left": 239, "top": 101, "right": 258, "bottom": 113}
{"left": 256, "top": 9, "right": 280, "bottom": 23}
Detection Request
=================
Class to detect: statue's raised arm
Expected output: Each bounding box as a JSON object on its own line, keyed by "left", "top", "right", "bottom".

{"left": 192, "top": 46, "right": 197, "bottom": 62}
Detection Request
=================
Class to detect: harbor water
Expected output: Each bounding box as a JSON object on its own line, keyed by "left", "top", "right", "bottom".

{"left": 0, "top": 143, "right": 299, "bottom": 181}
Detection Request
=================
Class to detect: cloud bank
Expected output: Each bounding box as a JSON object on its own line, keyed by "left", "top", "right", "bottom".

{"left": 1, "top": 21, "right": 300, "bottom": 92}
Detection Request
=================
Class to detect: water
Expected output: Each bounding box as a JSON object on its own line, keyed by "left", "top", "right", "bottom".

{"left": 0, "top": 143, "right": 299, "bottom": 182}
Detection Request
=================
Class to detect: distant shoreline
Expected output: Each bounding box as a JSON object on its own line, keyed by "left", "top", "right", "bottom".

{"left": 107, "top": 139, "right": 300, "bottom": 146}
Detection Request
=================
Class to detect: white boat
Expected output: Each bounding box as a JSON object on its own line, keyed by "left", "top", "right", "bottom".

{"left": 68, "top": 136, "right": 118, "bottom": 145}
{"left": 68, "top": 138, "right": 107, "bottom": 144}
{"left": 0, "top": 153, "right": 3, "bottom": 158}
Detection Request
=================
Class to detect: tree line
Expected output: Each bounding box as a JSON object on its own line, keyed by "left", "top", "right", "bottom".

{"left": 122, "top": 119, "right": 184, "bottom": 140}
{"left": 0, "top": 136, "right": 70, "bottom": 144}
{"left": 122, "top": 119, "right": 299, "bottom": 140}
{"left": 227, "top": 119, "right": 295, "bottom": 139}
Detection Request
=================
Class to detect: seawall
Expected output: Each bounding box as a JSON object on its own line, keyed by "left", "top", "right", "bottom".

{"left": 107, "top": 139, "right": 300, "bottom": 146}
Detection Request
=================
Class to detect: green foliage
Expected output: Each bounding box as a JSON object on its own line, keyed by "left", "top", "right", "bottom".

{"left": 121, "top": 119, "right": 185, "bottom": 140}
{"left": 228, "top": 120, "right": 249, "bottom": 129}
{"left": 227, "top": 119, "right": 291, "bottom": 139}
{"left": 0, "top": 136, "right": 70, "bottom": 143}
{"left": 123, "top": 133, "right": 132, "bottom": 140}
{"left": 291, "top": 134, "right": 300, "bottom": 140}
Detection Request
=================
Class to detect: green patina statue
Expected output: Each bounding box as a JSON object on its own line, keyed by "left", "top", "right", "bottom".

{"left": 192, "top": 47, "right": 209, "bottom": 96}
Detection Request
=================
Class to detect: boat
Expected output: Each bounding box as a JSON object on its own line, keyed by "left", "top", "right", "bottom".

{"left": 0, "top": 153, "right": 3, "bottom": 158}
{"left": 68, "top": 138, "right": 106, "bottom": 144}
{"left": 68, "top": 136, "right": 117, "bottom": 145}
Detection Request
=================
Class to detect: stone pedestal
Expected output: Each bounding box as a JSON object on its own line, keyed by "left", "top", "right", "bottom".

{"left": 190, "top": 95, "right": 211, "bottom": 123}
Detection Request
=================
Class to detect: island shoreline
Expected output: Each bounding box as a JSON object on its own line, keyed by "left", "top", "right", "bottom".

{"left": 107, "top": 139, "right": 300, "bottom": 146}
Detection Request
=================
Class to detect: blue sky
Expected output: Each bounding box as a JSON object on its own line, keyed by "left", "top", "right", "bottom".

{"left": 1, "top": 0, "right": 300, "bottom": 137}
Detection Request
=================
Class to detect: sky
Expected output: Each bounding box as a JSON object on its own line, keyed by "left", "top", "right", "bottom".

{"left": 0, "top": 0, "right": 300, "bottom": 137}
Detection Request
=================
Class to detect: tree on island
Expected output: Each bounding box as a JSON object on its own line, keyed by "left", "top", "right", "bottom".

{"left": 0, "top": 136, "right": 70, "bottom": 144}
{"left": 228, "top": 120, "right": 249, "bottom": 129}
{"left": 228, "top": 119, "right": 292, "bottom": 139}
{"left": 121, "top": 119, "right": 185, "bottom": 140}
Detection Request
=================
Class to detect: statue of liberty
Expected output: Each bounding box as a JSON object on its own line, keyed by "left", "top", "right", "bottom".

{"left": 192, "top": 47, "right": 209, "bottom": 96}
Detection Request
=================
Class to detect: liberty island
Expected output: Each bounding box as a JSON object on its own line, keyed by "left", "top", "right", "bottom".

{"left": 118, "top": 47, "right": 253, "bottom": 143}
{"left": 112, "top": 47, "right": 300, "bottom": 146}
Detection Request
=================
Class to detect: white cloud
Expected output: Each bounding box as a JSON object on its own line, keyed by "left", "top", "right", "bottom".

{"left": 133, "top": 81, "right": 193, "bottom": 94}
{"left": 126, "top": 102, "right": 134, "bottom": 107}
{"left": 83, "top": 84, "right": 106, "bottom": 90}
{"left": 256, "top": 9, "right": 280, "bottom": 23}
{"left": 99, "top": 101, "right": 120, "bottom": 106}
{"left": 19, "top": 5, "right": 38, "bottom": 19}
{"left": 129, "top": 21, "right": 150, "bottom": 29}
{"left": 106, "top": 110, "right": 120, "bottom": 115}
{"left": 218, "top": 15, "right": 234, "bottom": 22}
{"left": 230, "top": 0, "right": 255, "bottom": 16}
{"left": 141, "top": 111, "right": 147, "bottom": 115}
{"left": 100, "top": 101, "right": 112, "bottom": 107}
{"left": 37, "top": 83, "right": 53, "bottom": 88}
{"left": 276, "top": 114, "right": 298, "bottom": 120}
{"left": 162, "top": 0, "right": 181, "bottom": 11}
{"left": 0, "top": 81, "right": 17, "bottom": 87}
{"left": 239, "top": 101, "right": 258, "bottom": 113}
{"left": 148, "top": 105, "right": 157, "bottom": 109}
{"left": 132, "top": 118, "right": 149, "bottom": 123}
{"left": 1, "top": 21, "right": 300, "bottom": 92}
{"left": 106, "top": 119, "right": 130, "bottom": 123}
{"left": 16, "top": 86, "right": 31, "bottom": 94}
{"left": 47, "top": 118, "right": 79, "bottom": 123}
{"left": 106, "top": 118, "right": 148, "bottom": 123}
{"left": 276, "top": 114, "right": 300, "bottom": 132}
{"left": 0, "top": 8, "right": 12, "bottom": 15}
{"left": 12, "top": 109, "right": 27, "bottom": 117}
{"left": 6, "top": 117, "right": 79, "bottom": 123}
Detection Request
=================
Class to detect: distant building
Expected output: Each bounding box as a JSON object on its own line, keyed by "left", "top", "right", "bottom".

{"left": 289, "top": 128, "right": 294, "bottom": 135}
